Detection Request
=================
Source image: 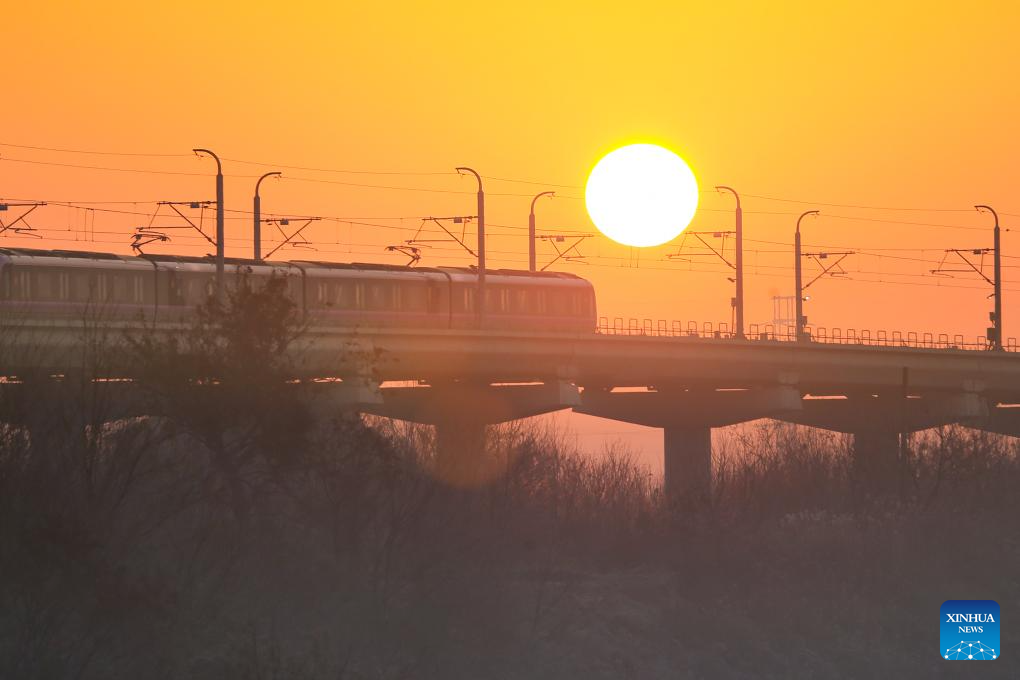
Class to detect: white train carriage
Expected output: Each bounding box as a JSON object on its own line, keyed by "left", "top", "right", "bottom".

{"left": 296, "top": 261, "right": 448, "bottom": 329}
{"left": 144, "top": 254, "right": 303, "bottom": 318}
{"left": 295, "top": 261, "right": 596, "bottom": 333}
{"left": 0, "top": 248, "right": 597, "bottom": 334}
{"left": 439, "top": 267, "right": 596, "bottom": 332}
{"left": 0, "top": 249, "right": 157, "bottom": 320}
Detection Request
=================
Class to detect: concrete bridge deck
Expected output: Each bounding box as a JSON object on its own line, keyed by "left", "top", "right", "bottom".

{"left": 4, "top": 320, "right": 1020, "bottom": 496}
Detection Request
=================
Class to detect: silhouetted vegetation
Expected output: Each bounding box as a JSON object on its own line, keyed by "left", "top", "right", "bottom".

{"left": 1, "top": 282, "right": 1017, "bottom": 678}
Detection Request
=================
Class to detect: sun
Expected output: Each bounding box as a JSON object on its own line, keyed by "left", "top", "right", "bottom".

{"left": 584, "top": 143, "right": 699, "bottom": 247}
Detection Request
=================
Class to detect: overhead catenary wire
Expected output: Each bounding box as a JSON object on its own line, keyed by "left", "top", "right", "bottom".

{"left": 6, "top": 229, "right": 1019, "bottom": 294}
{"left": 741, "top": 192, "right": 981, "bottom": 213}
{"left": 8, "top": 211, "right": 1008, "bottom": 265}
{"left": 8, "top": 197, "right": 1018, "bottom": 259}
{"left": 0, "top": 141, "right": 192, "bottom": 158}
{"left": 0, "top": 156, "right": 587, "bottom": 199}
{"left": 8, "top": 216, "right": 1020, "bottom": 289}
{"left": 7, "top": 206, "right": 1020, "bottom": 276}
{"left": 4, "top": 140, "right": 1020, "bottom": 316}
{"left": 4, "top": 139, "right": 1019, "bottom": 214}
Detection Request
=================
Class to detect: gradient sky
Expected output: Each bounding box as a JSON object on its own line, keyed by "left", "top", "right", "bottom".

{"left": 4, "top": 1, "right": 1020, "bottom": 341}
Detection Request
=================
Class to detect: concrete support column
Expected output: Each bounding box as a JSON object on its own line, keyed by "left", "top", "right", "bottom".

{"left": 851, "top": 429, "right": 899, "bottom": 491}
{"left": 663, "top": 427, "right": 712, "bottom": 500}
{"left": 434, "top": 419, "right": 488, "bottom": 487}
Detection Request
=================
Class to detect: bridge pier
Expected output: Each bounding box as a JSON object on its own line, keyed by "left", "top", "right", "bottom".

{"left": 779, "top": 392, "right": 987, "bottom": 492}
{"left": 851, "top": 429, "right": 900, "bottom": 492}
{"left": 434, "top": 419, "right": 489, "bottom": 487}
{"left": 577, "top": 386, "right": 802, "bottom": 499}
{"left": 361, "top": 380, "right": 580, "bottom": 486}
{"left": 663, "top": 427, "right": 712, "bottom": 500}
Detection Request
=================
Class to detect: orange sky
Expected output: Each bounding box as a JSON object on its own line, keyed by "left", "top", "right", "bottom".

{"left": 4, "top": 1, "right": 1020, "bottom": 340}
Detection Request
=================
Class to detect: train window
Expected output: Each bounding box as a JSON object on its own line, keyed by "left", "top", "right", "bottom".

{"left": 133, "top": 275, "right": 145, "bottom": 303}
{"left": 287, "top": 275, "right": 302, "bottom": 304}
{"left": 560, "top": 291, "right": 574, "bottom": 316}
{"left": 69, "top": 273, "right": 90, "bottom": 302}
{"left": 511, "top": 289, "right": 528, "bottom": 314}
{"left": 111, "top": 274, "right": 131, "bottom": 302}
{"left": 82, "top": 274, "right": 95, "bottom": 302}
{"left": 427, "top": 283, "right": 442, "bottom": 313}
{"left": 319, "top": 282, "right": 332, "bottom": 307}
{"left": 544, "top": 290, "right": 561, "bottom": 315}
{"left": 166, "top": 272, "right": 184, "bottom": 305}
{"left": 366, "top": 282, "right": 392, "bottom": 310}
{"left": 317, "top": 280, "right": 345, "bottom": 308}
{"left": 1, "top": 269, "right": 31, "bottom": 300}
{"left": 530, "top": 289, "right": 546, "bottom": 314}
{"left": 576, "top": 292, "right": 591, "bottom": 317}
{"left": 402, "top": 284, "right": 427, "bottom": 311}
{"left": 569, "top": 292, "right": 581, "bottom": 316}
{"left": 17, "top": 271, "right": 31, "bottom": 300}
{"left": 564, "top": 292, "right": 576, "bottom": 316}
{"left": 180, "top": 276, "right": 213, "bottom": 304}
{"left": 454, "top": 286, "right": 475, "bottom": 313}
{"left": 334, "top": 283, "right": 355, "bottom": 309}
{"left": 112, "top": 273, "right": 143, "bottom": 303}
{"left": 33, "top": 270, "right": 56, "bottom": 301}
{"left": 568, "top": 292, "right": 580, "bottom": 316}
{"left": 29, "top": 270, "right": 67, "bottom": 301}
{"left": 558, "top": 291, "right": 574, "bottom": 315}
{"left": 30, "top": 271, "right": 45, "bottom": 300}
{"left": 80, "top": 273, "right": 97, "bottom": 302}
{"left": 501, "top": 288, "right": 511, "bottom": 313}
{"left": 485, "top": 287, "right": 510, "bottom": 313}
{"left": 187, "top": 277, "right": 214, "bottom": 303}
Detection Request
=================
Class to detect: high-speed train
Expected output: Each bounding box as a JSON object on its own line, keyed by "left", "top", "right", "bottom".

{"left": 0, "top": 248, "right": 597, "bottom": 333}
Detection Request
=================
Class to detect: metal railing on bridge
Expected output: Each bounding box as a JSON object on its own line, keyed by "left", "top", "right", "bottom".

{"left": 595, "top": 317, "right": 1018, "bottom": 353}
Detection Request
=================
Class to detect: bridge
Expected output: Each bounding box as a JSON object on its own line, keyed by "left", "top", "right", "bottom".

{"left": 4, "top": 318, "right": 1020, "bottom": 496}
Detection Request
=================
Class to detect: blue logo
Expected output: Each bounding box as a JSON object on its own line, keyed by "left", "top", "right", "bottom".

{"left": 941, "top": 600, "right": 999, "bottom": 660}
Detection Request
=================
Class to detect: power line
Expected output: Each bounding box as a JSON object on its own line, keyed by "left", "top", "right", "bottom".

{"left": 2, "top": 157, "right": 211, "bottom": 176}
{"left": 219, "top": 155, "right": 456, "bottom": 177}
{"left": 5, "top": 139, "right": 1020, "bottom": 217}
{"left": 0, "top": 141, "right": 190, "bottom": 157}
{"left": 10, "top": 205, "right": 1020, "bottom": 274}
{"left": 0, "top": 156, "right": 583, "bottom": 199}
{"left": 1, "top": 140, "right": 579, "bottom": 186}
{"left": 820, "top": 213, "right": 991, "bottom": 232}
{"left": 9, "top": 219, "right": 1020, "bottom": 282}
{"left": 742, "top": 192, "right": 980, "bottom": 213}
{"left": 9, "top": 201, "right": 1017, "bottom": 273}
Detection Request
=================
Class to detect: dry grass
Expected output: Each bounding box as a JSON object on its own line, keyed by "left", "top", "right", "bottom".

{"left": 2, "top": 394, "right": 1018, "bottom": 678}
{"left": 1, "top": 289, "right": 1017, "bottom": 677}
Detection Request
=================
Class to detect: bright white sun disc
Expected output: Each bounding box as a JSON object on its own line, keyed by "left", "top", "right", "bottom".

{"left": 584, "top": 144, "right": 699, "bottom": 247}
